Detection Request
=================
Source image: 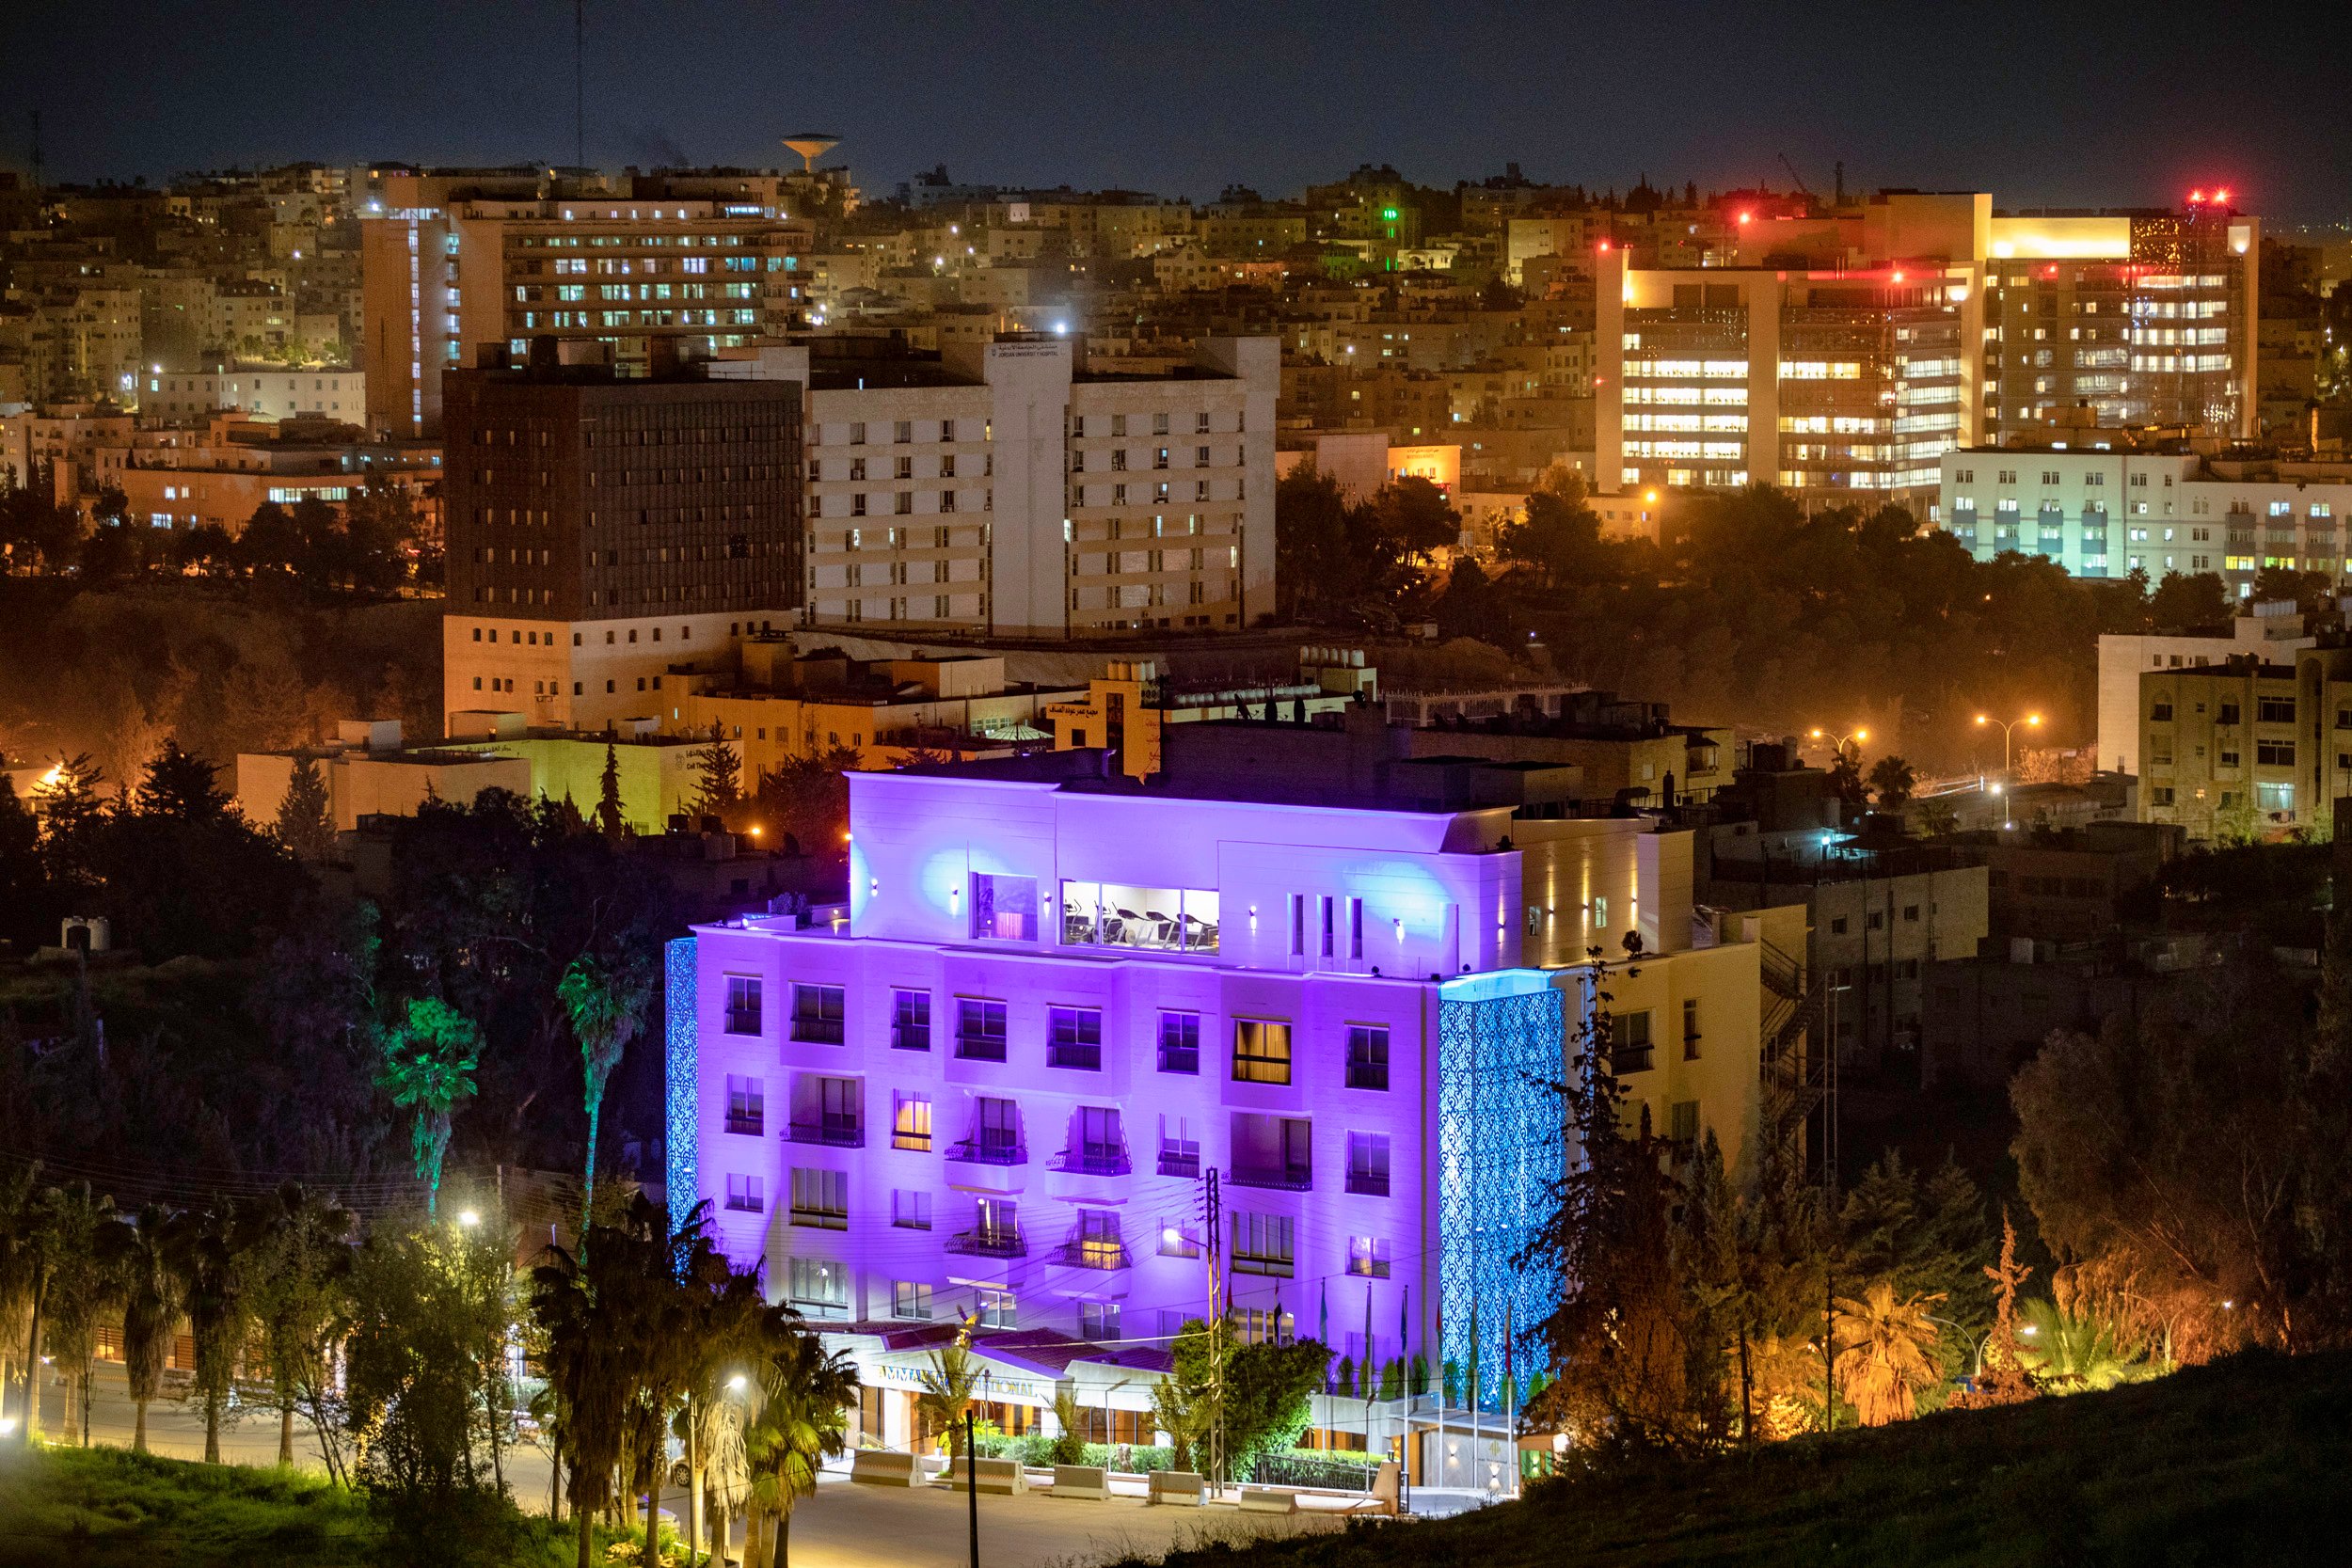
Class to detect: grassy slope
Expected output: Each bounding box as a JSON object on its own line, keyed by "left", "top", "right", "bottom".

{"left": 1150, "top": 1350, "right": 2352, "bottom": 1568}
{"left": 0, "top": 1445, "right": 598, "bottom": 1568}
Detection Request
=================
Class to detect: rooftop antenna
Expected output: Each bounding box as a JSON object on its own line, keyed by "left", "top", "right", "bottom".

{"left": 573, "top": 0, "right": 585, "bottom": 169}
{"left": 783, "top": 133, "right": 839, "bottom": 174}
{"left": 1834, "top": 160, "right": 1847, "bottom": 206}
{"left": 29, "top": 110, "right": 41, "bottom": 192}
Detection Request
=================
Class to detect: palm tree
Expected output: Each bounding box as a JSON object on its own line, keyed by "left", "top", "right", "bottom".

{"left": 742, "top": 1328, "right": 861, "bottom": 1568}
{"left": 2017, "top": 1299, "right": 2150, "bottom": 1393}
{"left": 111, "top": 1204, "right": 183, "bottom": 1453}
{"left": 1833, "top": 1282, "right": 1947, "bottom": 1427}
{"left": 378, "top": 996, "right": 482, "bottom": 1216}
{"left": 0, "top": 1164, "right": 49, "bottom": 1443}
{"left": 683, "top": 1269, "right": 787, "bottom": 1565}
{"left": 166, "top": 1198, "right": 256, "bottom": 1463}
{"left": 532, "top": 1211, "right": 651, "bottom": 1568}
{"left": 39, "top": 1181, "right": 119, "bottom": 1448}
{"left": 913, "top": 1317, "right": 982, "bottom": 1458}
{"left": 557, "top": 949, "right": 654, "bottom": 1239}
{"left": 246, "top": 1183, "right": 355, "bottom": 1469}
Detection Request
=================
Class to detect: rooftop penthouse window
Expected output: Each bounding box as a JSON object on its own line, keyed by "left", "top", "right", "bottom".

{"left": 1061, "top": 882, "right": 1219, "bottom": 955}
{"left": 970, "top": 873, "right": 1039, "bottom": 942}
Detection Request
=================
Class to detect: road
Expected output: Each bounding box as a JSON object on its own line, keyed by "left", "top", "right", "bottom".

{"left": 15, "top": 1364, "right": 1366, "bottom": 1566}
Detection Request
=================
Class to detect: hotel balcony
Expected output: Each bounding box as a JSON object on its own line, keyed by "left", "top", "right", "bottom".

{"left": 945, "top": 1227, "right": 1026, "bottom": 1259}
{"left": 1048, "top": 1147, "right": 1132, "bottom": 1177}
{"left": 1157, "top": 1149, "right": 1202, "bottom": 1180}
{"left": 1226, "top": 1164, "right": 1312, "bottom": 1193}
{"left": 1344, "top": 1170, "right": 1391, "bottom": 1197}
{"left": 1053, "top": 1239, "right": 1130, "bottom": 1271}
{"left": 785, "top": 1120, "right": 865, "bottom": 1148}
{"left": 955, "top": 1034, "right": 1008, "bottom": 1063}
{"left": 947, "top": 1137, "right": 1027, "bottom": 1166}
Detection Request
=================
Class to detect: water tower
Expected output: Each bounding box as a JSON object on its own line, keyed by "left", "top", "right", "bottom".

{"left": 783, "top": 134, "right": 839, "bottom": 173}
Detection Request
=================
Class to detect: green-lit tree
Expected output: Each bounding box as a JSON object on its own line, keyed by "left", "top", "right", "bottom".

{"left": 557, "top": 948, "right": 655, "bottom": 1238}
{"left": 275, "top": 752, "right": 337, "bottom": 861}
{"left": 39, "top": 1181, "right": 119, "bottom": 1448}
{"left": 380, "top": 998, "right": 482, "bottom": 1216}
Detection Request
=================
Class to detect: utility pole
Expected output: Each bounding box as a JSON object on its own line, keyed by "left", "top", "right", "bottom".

{"left": 1202, "top": 1167, "right": 1224, "bottom": 1494}
{"left": 965, "top": 1410, "right": 978, "bottom": 1568}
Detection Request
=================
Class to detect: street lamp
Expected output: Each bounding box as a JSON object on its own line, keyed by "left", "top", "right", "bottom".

{"left": 1975, "top": 711, "right": 2042, "bottom": 774}
{"left": 457, "top": 1209, "right": 481, "bottom": 1227}
{"left": 1925, "top": 1314, "right": 1996, "bottom": 1379}
{"left": 1808, "top": 726, "right": 1868, "bottom": 762}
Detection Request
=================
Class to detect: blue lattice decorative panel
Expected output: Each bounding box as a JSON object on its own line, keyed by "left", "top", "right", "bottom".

{"left": 1438, "top": 970, "right": 1565, "bottom": 1413}
{"left": 664, "top": 937, "right": 699, "bottom": 1215}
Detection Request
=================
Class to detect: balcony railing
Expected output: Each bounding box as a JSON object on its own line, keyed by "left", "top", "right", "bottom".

{"left": 1049, "top": 1148, "right": 1131, "bottom": 1177}
{"left": 892, "top": 1129, "right": 932, "bottom": 1152}
{"left": 1157, "top": 1045, "right": 1200, "bottom": 1075}
{"left": 723, "top": 1114, "right": 765, "bottom": 1137}
{"left": 1054, "top": 1240, "right": 1131, "bottom": 1270}
{"left": 1344, "top": 1062, "right": 1389, "bottom": 1091}
{"left": 1344, "top": 1170, "right": 1390, "bottom": 1197}
{"left": 790, "top": 1017, "right": 846, "bottom": 1045}
{"left": 891, "top": 1025, "right": 930, "bottom": 1052}
{"left": 955, "top": 1035, "right": 1008, "bottom": 1063}
{"left": 785, "top": 1121, "right": 865, "bottom": 1148}
{"left": 1227, "top": 1165, "right": 1312, "bottom": 1192}
{"left": 723, "top": 1008, "right": 762, "bottom": 1037}
{"left": 1158, "top": 1149, "right": 1202, "bottom": 1180}
{"left": 1047, "top": 1043, "right": 1103, "bottom": 1071}
{"left": 945, "top": 1227, "right": 1026, "bottom": 1259}
{"left": 790, "top": 1208, "right": 849, "bottom": 1231}
{"left": 947, "top": 1138, "right": 1026, "bottom": 1166}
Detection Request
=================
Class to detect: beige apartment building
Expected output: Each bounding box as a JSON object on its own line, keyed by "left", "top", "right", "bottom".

{"left": 801, "top": 333, "right": 1277, "bottom": 638}
{"left": 360, "top": 168, "right": 812, "bottom": 436}
{"left": 2139, "top": 644, "right": 2352, "bottom": 839}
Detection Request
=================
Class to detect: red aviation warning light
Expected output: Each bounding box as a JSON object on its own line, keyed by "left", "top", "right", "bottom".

{"left": 2188, "top": 189, "right": 2206, "bottom": 204}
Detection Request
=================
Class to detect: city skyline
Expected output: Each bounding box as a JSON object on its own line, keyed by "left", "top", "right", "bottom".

{"left": 4, "top": 0, "right": 2347, "bottom": 218}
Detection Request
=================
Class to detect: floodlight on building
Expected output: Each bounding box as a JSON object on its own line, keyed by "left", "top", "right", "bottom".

{"left": 782, "top": 134, "right": 840, "bottom": 173}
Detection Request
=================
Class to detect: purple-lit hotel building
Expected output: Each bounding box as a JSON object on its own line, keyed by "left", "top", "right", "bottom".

{"left": 666, "top": 736, "right": 1769, "bottom": 1449}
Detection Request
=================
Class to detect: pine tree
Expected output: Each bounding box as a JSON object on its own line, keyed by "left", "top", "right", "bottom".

{"left": 691, "top": 723, "right": 741, "bottom": 819}
{"left": 596, "top": 742, "right": 628, "bottom": 840}
{"left": 274, "top": 752, "right": 336, "bottom": 862}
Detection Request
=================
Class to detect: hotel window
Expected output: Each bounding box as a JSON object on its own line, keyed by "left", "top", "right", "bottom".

{"left": 1080, "top": 1302, "right": 1121, "bottom": 1341}
{"left": 1319, "top": 895, "right": 1336, "bottom": 958}
{"left": 1348, "top": 897, "right": 1364, "bottom": 960}
{"left": 723, "top": 1174, "right": 763, "bottom": 1213}
{"left": 723, "top": 1074, "right": 764, "bottom": 1135}
{"left": 1158, "top": 1116, "right": 1200, "bottom": 1179}
{"left": 788, "top": 1168, "right": 848, "bottom": 1230}
{"left": 1069, "top": 1207, "right": 1125, "bottom": 1269}
{"left": 787, "top": 1257, "right": 848, "bottom": 1314}
{"left": 891, "top": 1189, "right": 931, "bottom": 1230}
{"left": 1345, "top": 1025, "right": 1390, "bottom": 1091}
{"left": 892, "top": 1092, "right": 932, "bottom": 1151}
{"left": 1231, "top": 1212, "right": 1295, "bottom": 1277}
{"left": 892, "top": 1281, "right": 933, "bottom": 1321}
{"left": 723, "top": 975, "right": 762, "bottom": 1036}
{"left": 1683, "top": 999, "right": 1702, "bottom": 1059}
{"left": 1346, "top": 1236, "right": 1391, "bottom": 1279}
{"left": 1613, "top": 1009, "right": 1655, "bottom": 1073}
{"left": 1060, "top": 882, "right": 1220, "bottom": 953}
{"left": 1669, "top": 1101, "right": 1700, "bottom": 1148}
{"left": 1289, "top": 895, "right": 1305, "bottom": 957}
{"left": 890, "top": 989, "right": 930, "bottom": 1050}
{"left": 1345, "top": 1132, "right": 1391, "bottom": 1196}
{"left": 977, "top": 1288, "right": 1017, "bottom": 1329}
{"left": 1157, "top": 1010, "right": 1201, "bottom": 1074}
{"left": 969, "top": 873, "right": 1039, "bottom": 940}
{"left": 790, "top": 984, "right": 845, "bottom": 1044}
{"left": 955, "top": 999, "right": 1008, "bottom": 1061}
{"left": 1048, "top": 1006, "right": 1104, "bottom": 1070}
{"left": 2257, "top": 740, "right": 2296, "bottom": 768}
{"left": 1232, "top": 1019, "right": 1293, "bottom": 1084}
{"left": 2259, "top": 697, "right": 2296, "bottom": 723}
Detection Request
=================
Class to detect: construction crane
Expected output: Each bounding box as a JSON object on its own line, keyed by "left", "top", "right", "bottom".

{"left": 1777, "top": 153, "right": 1813, "bottom": 198}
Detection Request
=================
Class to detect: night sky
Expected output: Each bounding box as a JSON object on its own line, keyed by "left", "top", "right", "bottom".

{"left": 4, "top": 1, "right": 2347, "bottom": 219}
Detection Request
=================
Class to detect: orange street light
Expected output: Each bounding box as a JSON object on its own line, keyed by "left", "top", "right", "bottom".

{"left": 1975, "top": 711, "right": 2042, "bottom": 774}
{"left": 1808, "top": 725, "right": 1868, "bottom": 759}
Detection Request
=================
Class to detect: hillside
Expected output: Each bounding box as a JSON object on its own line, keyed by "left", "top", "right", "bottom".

{"left": 1140, "top": 1349, "right": 2352, "bottom": 1568}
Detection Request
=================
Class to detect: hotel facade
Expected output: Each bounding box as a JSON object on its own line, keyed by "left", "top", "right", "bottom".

{"left": 664, "top": 742, "right": 1780, "bottom": 1446}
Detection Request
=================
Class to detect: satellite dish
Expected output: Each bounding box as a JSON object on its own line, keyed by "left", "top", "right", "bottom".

{"left": 783, "top": 134, "right": 840, "bottom": 173}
